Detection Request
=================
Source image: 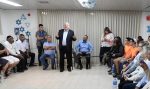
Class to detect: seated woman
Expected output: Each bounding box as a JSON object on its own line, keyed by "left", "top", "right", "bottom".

{"left": 106, "top": 36, "right": 124, "bottom": 73}
{"left": 75, "top": 35, "right": 93, "bottom": 70}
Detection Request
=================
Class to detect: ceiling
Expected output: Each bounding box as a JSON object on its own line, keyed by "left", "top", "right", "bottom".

{"left": 0, "top": 0, "right": 150, "bottom": 11}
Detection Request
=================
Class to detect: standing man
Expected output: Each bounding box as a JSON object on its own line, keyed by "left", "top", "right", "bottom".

{"left": 56, "top": 22, "right": 76, "bottom": 72}
{"left": 36, "top": 24, "right": 47, "bottom": 66}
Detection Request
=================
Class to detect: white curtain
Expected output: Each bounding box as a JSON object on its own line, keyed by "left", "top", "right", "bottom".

{"left": 38, "top": 10, "right": 142, "bottom": 63}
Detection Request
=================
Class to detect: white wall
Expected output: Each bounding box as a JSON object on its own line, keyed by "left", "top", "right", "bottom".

{"left": 0, "top": 9, "right": 39, "bottom": 62}
{"left": 140, "top": 12, "right": 150, "bottom": 40}
{"left": 1, "top": 10, "right": 38, "bottom": 48}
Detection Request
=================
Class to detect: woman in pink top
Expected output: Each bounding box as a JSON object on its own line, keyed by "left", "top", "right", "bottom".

{"left": 99, "top": 27, "right": 114, "bottom": 65}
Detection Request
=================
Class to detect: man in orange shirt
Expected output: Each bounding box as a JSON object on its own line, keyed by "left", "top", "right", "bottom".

{"left": 125, "top": 39, "right": 139, "bottom": 62}
{"left": 113, "top": 37, "right": 132, "bottom": 75}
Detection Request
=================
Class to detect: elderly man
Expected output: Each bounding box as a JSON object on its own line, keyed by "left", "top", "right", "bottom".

{"left": 40, "top": 35, "right": 56, "bottom": 70}
{"left": 56, "top": 22, "right": 76, "bottom": 72}
{"left": 75, "top": 35, "right": 93, "bottom": 70}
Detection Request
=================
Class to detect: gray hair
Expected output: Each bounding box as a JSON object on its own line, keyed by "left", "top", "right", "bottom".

{"left": 47, "top": 35, "right": 52, "bottom": 38}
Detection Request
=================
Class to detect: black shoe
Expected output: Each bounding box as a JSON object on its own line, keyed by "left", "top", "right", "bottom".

{"left": 29, "top": 64, "right": 37, "bottom": 67}
{"left": 67, "top": 67, "right": 71, "bottom": 72}
{"left": 52, "top": 66, "right": 54, "bottom": 70}
{"left": 24, "top": 67, "right": 28, "bottom": 70}
{"left": 60, "top": 69, "right": 64, "bottom": 72}
{"left": 80, "top": 65, "right": 83, "bottom": 70}
{"left": 17, "top": 70, "right": 24, "bottom": 72}
{"left": 43, "top": 65, "right": 48, "bottom": 70}
{"left": 108, "top": 69, "right": 112, "bottom": 72}
{"left": 39, "top": 63, "right": 42, "bottom": 66}
{"left": 108, "top": 71, "right": 112, "bottom": 75}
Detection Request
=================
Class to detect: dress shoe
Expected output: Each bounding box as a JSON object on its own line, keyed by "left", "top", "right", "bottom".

{"left": 60, "top": 69, "right": 64, "bottom": 72}
{"left": 80, "top": 66, "right": 83, "bottom": 70}
{"left": 67, "top": 67, "right": 71, "bottom": 72}
{"left": 24, "top": 67, "right": 28, "bottom": 70}
{"left": 107, "top": 69, "right": 112, "bottom": 72}
{"left": 43, "top": 65, "right": 48, "bottom": 70}
{"left": 29, "top": 64, "right": 37, "bottom": 67}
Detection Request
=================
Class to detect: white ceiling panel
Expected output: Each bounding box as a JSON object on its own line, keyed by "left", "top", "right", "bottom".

{"left": 0, "top": 0, "right": 149, "bottom": 11}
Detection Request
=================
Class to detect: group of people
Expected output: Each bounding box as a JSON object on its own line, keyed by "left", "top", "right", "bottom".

{"left": 36, "top": 23, "right": 93, "bottom": 72}
{"left": 100, "top": 27, "right": 150, "bottom": 89}
{"left": 0, "top": 34, "right": 36, "bottom": 78}
{"left": 1, "top": 22, "right": 150, "bottom": 89}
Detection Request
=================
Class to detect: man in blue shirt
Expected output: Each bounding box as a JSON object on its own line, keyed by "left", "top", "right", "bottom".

{"left": 36, "top": 24, "right": 47, "bottom": 66}
{"left": 75, "top": 35, "right": 93, "bottom": 70}
{"left": 40, "top": 35, "right": 56, "bottom": 70}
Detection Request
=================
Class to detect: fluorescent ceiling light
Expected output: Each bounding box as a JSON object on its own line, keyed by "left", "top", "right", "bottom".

{"left": 77, "top": 0, "right": 96, "bottom": 9}
{"left": 0, "top": 0, "right": 22, "bottom": 7}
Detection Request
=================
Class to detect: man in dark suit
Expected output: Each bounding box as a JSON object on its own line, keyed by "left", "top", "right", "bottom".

{"left": 56, "top": 22, "right": 76, "bottom": 72}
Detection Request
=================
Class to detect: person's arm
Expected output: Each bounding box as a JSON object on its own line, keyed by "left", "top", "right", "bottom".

{"left": 125, "top": 62, "right": 137, "bottom": 74}
{"left": 114, "top": 46, "right": 124, "bottom": 57}
{"left": 105, "top": 33, "right": 114, "bottom": 42}
{"left": 75, "top": 41, "right": 80, "bottom": 53}
{"left": 4, "top": 42, "right": 17, "bottom": 55}
{"left": 88, "top": 42, "right": 93, "bottom": 54}
{"left": 14, "top": 43, "right": 20, "bottom": 54}
{"left": 72, "top": 31, "right": 76, "bottom": 41}
{"left": 56, "top": 30, "right": 60, "bottom": 39}
{"left": 127, "top": 67, "right": 145, "bottom": 81}
{"left": 136, "top": 75, "right": 147, "bottom": 88}
{"left": 47, "top": 46, "right": 56, "bottom": 50}
{"left": 36, "top": 32, "right": 44, "bottom": 40}
{"left": 0, "top": 50, "right": 5, "bottom": 54}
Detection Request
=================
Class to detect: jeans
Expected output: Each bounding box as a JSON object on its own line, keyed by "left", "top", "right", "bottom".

{"left": 40, "top": 53, "right": 55, "bottom": 67}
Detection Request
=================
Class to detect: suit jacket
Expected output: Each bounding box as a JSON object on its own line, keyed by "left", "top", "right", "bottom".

{"left": 56, "top": 29, "right": 76, "bottom": 51}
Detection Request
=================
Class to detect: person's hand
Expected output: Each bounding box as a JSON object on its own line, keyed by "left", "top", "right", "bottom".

{"left": 4, "top": 48, "right": 9, "bottom": 55}
{"left": 112, "top": 54, "right": 115, "bottom": 57}
{"left": 55, "top": 34, "right": 59, "bottom": 38}
{"left": 135, "top": 86, "right": 139, "bottom": 89}
{"left": 86, "top": 52, "right": 91, "bottom": 54}
{"left": 73, "top": 35, "right": 76, "bottom": 39}
{"left": 124, "top": 75, "right": 128, "bottom": 80}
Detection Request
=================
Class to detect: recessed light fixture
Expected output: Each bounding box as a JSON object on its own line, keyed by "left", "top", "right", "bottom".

{"left": 0, "top": 0, "right": 22, "bottom": 7}
{"left": 77, "top": 0, "right": 96, "bottom": 9}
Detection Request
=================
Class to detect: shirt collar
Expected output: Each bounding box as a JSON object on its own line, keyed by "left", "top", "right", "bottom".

{"left": 64, "top": 29, "right": 69, "bottom": 32}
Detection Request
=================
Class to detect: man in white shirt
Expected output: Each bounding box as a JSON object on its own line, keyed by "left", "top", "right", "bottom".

{"left": 16, "top": 34, "right": 36, "bottom": 67}
{"left": 4, "top": 35, "right": 26, "bottom": 72}
{"left": 56, "top": 22, "right": 76, "bottom": 72}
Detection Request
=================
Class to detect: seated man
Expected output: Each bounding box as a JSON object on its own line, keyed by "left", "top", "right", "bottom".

{"left": 16, "top": 34, "right": 36, "bottom": 67}
{"left": 4, "top": 35, "right": 26, "bottom": 72}
{"left": 122, "top": 42, "right": 146, "bottom": 75}
{"left": 75, "top": 35, "right": 93, "bottom": 70}
{"left": 0, "top": 43, "right": 19, "bottom": 77}
{"left": 113, "top": 38, "right": 139, "bottom": 76}
{"left": 40, "top": 35, "right": 56, "bottom": 70}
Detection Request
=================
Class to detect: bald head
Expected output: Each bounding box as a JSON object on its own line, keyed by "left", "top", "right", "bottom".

{"left": 64, "top": 22, "right": 70, "bottom": 30}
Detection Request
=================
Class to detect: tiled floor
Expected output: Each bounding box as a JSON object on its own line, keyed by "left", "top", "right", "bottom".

{"left": 0, "top": 65, "right": 113, "bottom": 89}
